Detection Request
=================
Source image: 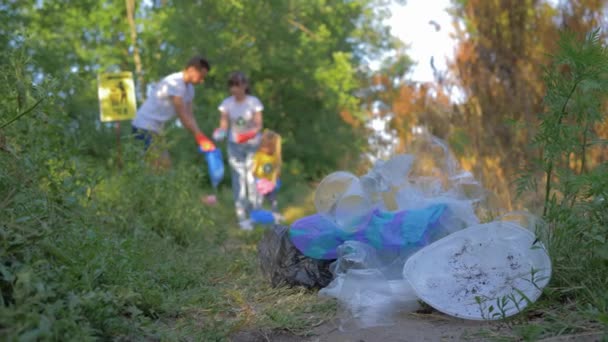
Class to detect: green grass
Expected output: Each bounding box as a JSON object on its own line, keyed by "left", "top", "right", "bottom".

{"left": 0, "top": 132, "right": 335, "bottom": 341}
{"left": 2, "top": 28, "right": 607, "bottom": 342}
{"left": 495, "top": 29, "right": 608, "bottom": 342}
{"left": 3, "top": 121, "right": 606, "bottom": 341}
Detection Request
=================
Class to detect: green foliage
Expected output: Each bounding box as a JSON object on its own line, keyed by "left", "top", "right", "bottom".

{"left": 2, "top": 1, "right": 607, "bottom": 340}
{"left": 517, "top": 28, "right": 608, "bottom": 334}
{"left": 7, "top": 0, "right": 400, "bottom": 181}
{"left": 1, "top": 140, "right": 331, "bottom": 340}
{"left": 150, "top": 0, "right": 387, "bottom": 178}
{"left": 0, "top": 44, "right": 334, "bottom": 340}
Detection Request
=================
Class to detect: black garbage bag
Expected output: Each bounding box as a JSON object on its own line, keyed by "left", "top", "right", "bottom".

{"left": 258, "top": 225, "right": 334, "bottom": 289}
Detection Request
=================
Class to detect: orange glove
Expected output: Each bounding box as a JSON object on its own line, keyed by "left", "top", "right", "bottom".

{"left": 235, "top": 129, "right": 258, "bottom": 144}
{"left": 196, "top": 132, "right": 216, "bottom": 152}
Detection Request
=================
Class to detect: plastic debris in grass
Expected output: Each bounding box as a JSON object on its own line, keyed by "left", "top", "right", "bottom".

{"left": 289, "top": 204, "right": 448, "bottom": 260}
{"left": 289, "top": 132, "right": 550, "bottom": 329}
{"left": 319, "top": 241, "right": 421, "bottom": 330}
{"left": 258, "top": 225, "right": 334, "bottom": 289}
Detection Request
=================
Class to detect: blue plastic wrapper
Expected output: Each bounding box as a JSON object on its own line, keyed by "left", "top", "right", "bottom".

{"left": 251, "top": 209, "right": 276, "bottom": 224}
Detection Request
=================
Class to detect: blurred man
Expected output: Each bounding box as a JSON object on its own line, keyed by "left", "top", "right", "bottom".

{"left": 132, "top": 56, "right": 215, "bottom": 169}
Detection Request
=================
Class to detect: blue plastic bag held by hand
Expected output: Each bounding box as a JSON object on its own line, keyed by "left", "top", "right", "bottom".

{"left": 204, "top": 148, "right": 224, "bottom": 188}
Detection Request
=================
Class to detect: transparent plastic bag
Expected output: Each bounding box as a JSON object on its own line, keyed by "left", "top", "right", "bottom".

{"left": 299, "top": 133, "right": 550, "bottom": 328}
{"left": 319, "top": 242, "right": 420, "bottom": 330}
{"left": 314, "top": 171, "right": 372, "bottom": 228}
{"left": 306, "top": 135, "right": 483, "bottom": 329}
{"left": 498, "top": 210, "right": 550, "bottom": 247}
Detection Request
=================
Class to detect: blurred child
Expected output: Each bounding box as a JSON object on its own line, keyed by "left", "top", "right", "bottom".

{"left": 252, "top": 129, "right": 282, "bottom": 216}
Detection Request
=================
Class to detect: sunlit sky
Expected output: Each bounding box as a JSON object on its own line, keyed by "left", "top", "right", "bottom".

{"left": 386, "top": 0, "right": 562, "bottom": 83}
{"left": 386, "top": 0, "right": 455, "bottom": 83}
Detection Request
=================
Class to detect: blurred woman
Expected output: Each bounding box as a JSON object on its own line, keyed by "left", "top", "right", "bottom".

{"left": 213, "top": 72, "right": 263, "bottom": 230}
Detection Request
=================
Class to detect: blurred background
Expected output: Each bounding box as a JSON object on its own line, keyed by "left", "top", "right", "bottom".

{"left": 2, "top": 1, "right": 608, "bottom": 340}
{"left": 4, "top": 0, "right": 607, "bottom": 211}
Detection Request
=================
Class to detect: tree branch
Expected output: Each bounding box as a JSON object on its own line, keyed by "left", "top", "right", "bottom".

{"left": 0, "top": 98, "right": 45, "bottom": 129}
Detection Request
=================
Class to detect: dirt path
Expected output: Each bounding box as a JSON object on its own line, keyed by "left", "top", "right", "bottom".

{"left": 305, "top": 312, "right": 498, "bottom": 342}
{"left": 232, "top": 312, "right": 605, "bottom": 342}
{"left": 232, "top": 312, "right": 501, "bottom": 342}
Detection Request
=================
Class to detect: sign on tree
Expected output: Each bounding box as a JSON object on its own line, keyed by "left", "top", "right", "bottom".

{"left": 98, "top": 72, "right": 137, "bottom": 122}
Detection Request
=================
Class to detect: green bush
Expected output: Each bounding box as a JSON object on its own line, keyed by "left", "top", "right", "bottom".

{"left": 1, "top": 128, "right": 239, "bottom": 341}
{"left": 518, "top": 29, "right": 608, "bottom": 329}
{"left": 0, "top": 47, "right": 232, "bottom": 340}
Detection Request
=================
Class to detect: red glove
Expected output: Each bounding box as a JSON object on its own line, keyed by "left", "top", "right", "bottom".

{"left": 196, "top": 132, "right": 216, "bottom": 152}
{"left": 235, "top": 129, "right": 258, "bottom": 144}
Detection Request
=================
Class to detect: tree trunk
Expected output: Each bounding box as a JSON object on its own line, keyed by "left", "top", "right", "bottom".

{"left": 126, "top": 0, "right": 145, "bottom": 100}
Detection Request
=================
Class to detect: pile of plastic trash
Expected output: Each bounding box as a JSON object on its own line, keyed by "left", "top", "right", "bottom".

{"left": 258, "top": 134, "right": 552, "bottom": 330}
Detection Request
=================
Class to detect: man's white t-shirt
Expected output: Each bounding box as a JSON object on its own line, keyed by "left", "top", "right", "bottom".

{"left": 218, "top": 95, "right": 264, "bottom": 145}
{"left": 132, "top": 72, "right": 194, "bottom": 132}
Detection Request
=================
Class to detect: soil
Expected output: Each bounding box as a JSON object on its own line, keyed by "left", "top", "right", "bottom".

{"left": 231, "top": 312, "right": 606, "bottom": 342}
{"left": 231, "top": 310, "right": 500, "bottom": 342}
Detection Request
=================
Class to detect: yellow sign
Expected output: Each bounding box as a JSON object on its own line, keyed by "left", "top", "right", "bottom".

{"left": 98, "top": 72, "right": 137, "bottom": 122}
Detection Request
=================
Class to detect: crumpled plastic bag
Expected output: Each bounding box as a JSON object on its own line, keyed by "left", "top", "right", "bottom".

{"left": 258, "top": 225, "right": 334, "bottom": 289}
{"left": 289, "top": 204, "right": 448, "bottom": 260}
{"left": 319, "top": 241, "right": 420, "bottom": 330}
{"left": 304, "top": 133, "right": 490, "bottom": 329}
